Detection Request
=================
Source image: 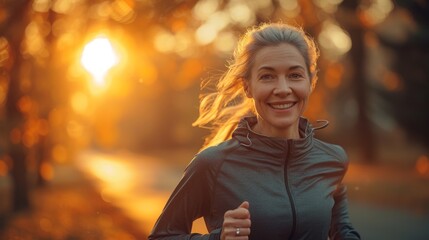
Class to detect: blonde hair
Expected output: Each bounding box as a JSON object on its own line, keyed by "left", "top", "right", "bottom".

{"left": 193, "top": 23, "right": 320, "bottom": 149}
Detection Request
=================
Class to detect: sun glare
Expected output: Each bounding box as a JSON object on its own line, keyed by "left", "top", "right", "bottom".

{"left": 81, "top": 36, "right": 119, "bottom": 86}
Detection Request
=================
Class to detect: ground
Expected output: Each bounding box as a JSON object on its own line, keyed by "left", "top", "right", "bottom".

{"left": 0, "top": 166, "right": 147, "bottom": 240}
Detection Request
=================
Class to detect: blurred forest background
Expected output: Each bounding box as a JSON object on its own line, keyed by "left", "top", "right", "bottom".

{"left": 0, "top": 0, "right": 428, "bottom": 239}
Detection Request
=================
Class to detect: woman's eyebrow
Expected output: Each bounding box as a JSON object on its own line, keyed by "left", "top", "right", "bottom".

{"left": 289, "top": 65, "right": 306, "bottom": 71}
{"left": 257, "top": 65, "right": 306, "bottom": 71}
{"left": 257, "top": 66, "right": 275, "bottom": 72}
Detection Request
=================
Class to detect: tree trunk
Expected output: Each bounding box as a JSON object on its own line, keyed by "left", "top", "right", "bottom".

{"left": 339, "top": 0, "right": 376, "bottom": 163}
{"left": 6, "top": 52, "right": 30, "bottom": 211}
{"left": 350, "top": 26, "right": 376, "bottom": 163}
{"left": 3, "top": 0, "right": 32, "bottom": 211}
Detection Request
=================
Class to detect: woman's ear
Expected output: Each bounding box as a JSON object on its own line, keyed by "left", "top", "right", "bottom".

{"left": 242, "top": 79, "right": 252, "bottom": 98}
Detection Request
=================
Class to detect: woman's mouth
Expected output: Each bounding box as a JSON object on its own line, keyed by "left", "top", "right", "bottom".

{"left": 269, "top": 102, "right": 296, "bottom": 110}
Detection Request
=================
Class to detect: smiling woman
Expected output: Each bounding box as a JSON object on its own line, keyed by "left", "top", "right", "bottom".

{"left": 80, "top": 36, "right": 119, "bottom": 86}
{"left": 149, "top": 22, "right": 361, "bottom": 240}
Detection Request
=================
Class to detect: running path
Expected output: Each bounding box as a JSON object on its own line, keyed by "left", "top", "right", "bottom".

{"left": 349, "top": 202, "right": 429, "bottom": 240}
{"left": 76, "top": 150, "right": 184, "bottom": 234}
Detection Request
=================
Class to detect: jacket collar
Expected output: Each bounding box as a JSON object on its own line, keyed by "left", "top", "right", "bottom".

{"left": 232, "top": 116, "right": 315, "bottom": 161}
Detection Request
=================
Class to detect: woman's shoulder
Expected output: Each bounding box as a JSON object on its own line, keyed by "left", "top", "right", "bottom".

{"left": 313, "top": 138, "right": 348, "bottom": 163}
{"left": 195, "top": 139, "right": 240, "bottom": 162}
{"left": 188, "top": 139, "right": 239, "bottom": 171}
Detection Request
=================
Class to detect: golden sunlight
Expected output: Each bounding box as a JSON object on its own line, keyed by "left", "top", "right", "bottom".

{"left": 81, "top": 36, "right": 119, "bottom": 86}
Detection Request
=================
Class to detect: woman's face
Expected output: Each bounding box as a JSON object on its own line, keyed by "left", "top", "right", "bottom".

{"left": 244, "top": 43, "right": 311, "bottom": 138}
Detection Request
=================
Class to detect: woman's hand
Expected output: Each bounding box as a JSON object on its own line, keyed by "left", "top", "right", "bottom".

{"left": 221, "top": 201, "right": 251, "bottom": 240}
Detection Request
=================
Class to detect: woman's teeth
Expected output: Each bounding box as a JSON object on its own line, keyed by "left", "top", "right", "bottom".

{"left": 270, "top": 102, "right": 295, "bottom": 109}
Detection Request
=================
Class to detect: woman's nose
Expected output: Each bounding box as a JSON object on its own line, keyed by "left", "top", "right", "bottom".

{"left": 273, "top": 79, "right": 292, "bottom": 96}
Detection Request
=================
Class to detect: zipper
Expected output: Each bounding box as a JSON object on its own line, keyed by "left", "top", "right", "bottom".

{"left": 284, "top": 140, "right": 296, "bottom": 239}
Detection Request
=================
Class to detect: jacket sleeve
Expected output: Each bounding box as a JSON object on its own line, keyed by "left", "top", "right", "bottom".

{"left": 148, "top": 155, "right": 222, "bottom": 240}
{"left": 329, "top": 184, "right": 361, "bottom": 240}
{"left": 329, "top": 152, "right": 361, "bottom": 240}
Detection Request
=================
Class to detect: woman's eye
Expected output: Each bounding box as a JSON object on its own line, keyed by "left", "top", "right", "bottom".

{"left": 259, "top": 74, "right": 275, "bottom": 81}
{"left": 289, "top": 73, "right": 304, "bottom": 79}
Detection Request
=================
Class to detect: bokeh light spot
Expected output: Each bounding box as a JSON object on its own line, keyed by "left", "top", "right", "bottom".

{"left": 278, "top": 0, "right": 301, "bottom": 18}
{"left": 214, "top": 31, "right": 236, "bottom": 53}
{"left": 227, "top": 1, "right": 254, "bottom": 26}
{"left": 362, "top": 0, "right": 394, "bottom": 26}
{"left": 382, "top": 70, "right": 401, "bottom": 91}
{"left": 195, "top": 23, "right": 218, "bottom": 45}
{"left": 318, "top": 20, "right": 352, "bottom": 60}
{"left": 0, "top": 160, "right": 8, "bottom": 176}
{"left": 0, "top": 84, "right": 6, "bottom": 105}
{"left": 32, "top": 0, "right": 50, "bottom": 12}
{"left": 154, "top": 31, "right": 176, "bottom": 53}
{"left": 0, "top": 37, "right": 10, "bottom": 67}
{"left": 22, "top": 131, "right": 38, "bottom": 148}
{"left": 193, "top": 0, "right": 220, "bottom": 21}
{"left": 18, "top": 96, "right": 33, "bottom": 114}
{"left": 110, "top": 0, "right": 136, "bottom": 24}
{"left": 40, "top": 162, "right": 54, "bottom": 181}
{"left": 416, "top": 155, "right": 429, "bottom": 176}
{"left": 52, "top": 144, "right": 68, "bottom": 163}
{"left": 313, "top": 0, "right": 342, "bottom": 14}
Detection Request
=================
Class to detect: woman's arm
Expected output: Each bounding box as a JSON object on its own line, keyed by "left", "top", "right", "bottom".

{"left": 148, "top": 155, "right": 221, "bottom": 240}
{"left": 329, "top": 184, "right": 361, "bottom": 240}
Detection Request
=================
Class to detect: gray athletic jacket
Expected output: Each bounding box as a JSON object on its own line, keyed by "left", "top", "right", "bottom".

{"left": 149, "top": 117, "right": 361, "bottom": 240}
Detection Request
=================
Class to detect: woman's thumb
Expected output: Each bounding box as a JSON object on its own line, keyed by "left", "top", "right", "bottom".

{"left": 238, "top": 201, "right": 249, "bottom": 209}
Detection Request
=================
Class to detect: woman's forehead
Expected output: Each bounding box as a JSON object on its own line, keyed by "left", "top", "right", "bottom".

{"left": 252, "top": 44, "right": 307, "bottom": 71}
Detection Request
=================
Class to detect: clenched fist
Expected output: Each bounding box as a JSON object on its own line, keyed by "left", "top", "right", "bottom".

{"left": 221, "top": 201, "right": 251, "bottom": 240}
